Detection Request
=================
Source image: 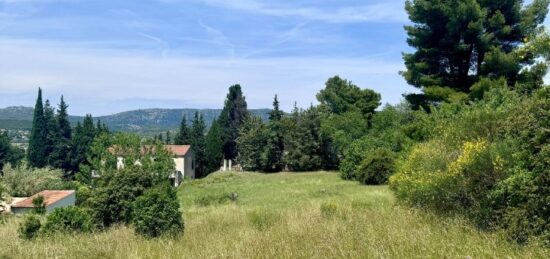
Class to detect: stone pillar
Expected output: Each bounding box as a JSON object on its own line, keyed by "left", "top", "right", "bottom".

{"left": 229, "top": 159, "right": 232, "bottom": 171}
{"left": 223, "top": 159, "right": 227, "bottom": 171}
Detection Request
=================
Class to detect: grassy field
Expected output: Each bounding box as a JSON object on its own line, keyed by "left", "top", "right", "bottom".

{"left": 0, "top": 172, "right": 548, "bottom": 258}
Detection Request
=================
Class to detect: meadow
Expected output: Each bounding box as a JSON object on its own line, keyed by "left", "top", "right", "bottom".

{"left": 0, "top": 172, "right": 548, "bottom": 258}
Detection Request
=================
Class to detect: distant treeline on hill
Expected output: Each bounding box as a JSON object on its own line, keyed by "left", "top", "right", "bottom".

{"left": 0, "top": 106, "right": 270, "bottom": 136}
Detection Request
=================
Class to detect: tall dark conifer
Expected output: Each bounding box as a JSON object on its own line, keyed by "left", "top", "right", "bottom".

{"left": 28, "top": 88, "right": 48, "bottom": 168}
{"left": 50, "top": 96, "right": 72, "bottom": 172}
{"left": 219, "top": 84, "right": 249, "bottom": 161}
{"left": 204, "top": 119, "right": 223, "bottom": 174}
{"left": 174, "top": 116, "right": 191, "bottom": 145}
{"left": 263, "top": 95, "right": 284, "bottom": 172}
{"left": 69, "top": 115, "right": 97, "bottom": 172}
{"left": 191, "top": 112, "right": 206, "bottom": 178}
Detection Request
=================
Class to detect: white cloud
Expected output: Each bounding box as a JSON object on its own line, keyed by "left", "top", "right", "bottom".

{"left": 160, "top": 0, "right": 407, "bottom": 23}
{"left": 0, "top": 38, "right": 412, "bottom": 115}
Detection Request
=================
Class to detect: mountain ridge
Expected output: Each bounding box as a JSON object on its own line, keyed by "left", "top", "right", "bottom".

{"left": 0, "top": 106, "right": 270, "bottom": 136}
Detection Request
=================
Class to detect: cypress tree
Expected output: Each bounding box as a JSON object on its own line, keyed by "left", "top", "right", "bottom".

{"left": 28, "top": 88, "right": 48, "bottom": 168}
{"left": 191, "top": 112, "right": 206, "bottom": 178}
{"left": 219, "top": 84, "right": 249, "bottom": 161}
{"left": 174, "top": 116, "right": 191, "bottom": 145}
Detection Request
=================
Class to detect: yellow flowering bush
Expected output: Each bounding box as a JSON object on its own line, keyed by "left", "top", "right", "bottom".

{"left": 390, "top": 139, "right": 507, "bottom": 212}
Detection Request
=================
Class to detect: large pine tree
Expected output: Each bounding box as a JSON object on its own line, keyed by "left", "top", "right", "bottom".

{"left": 28, "top": 88, "right": 48, "bottom": 168}
{"left": 219, "top": 84, "right": 249, "bottom": 161}
{"left": 402, "top": 0, "right": 549, "bottom": 107}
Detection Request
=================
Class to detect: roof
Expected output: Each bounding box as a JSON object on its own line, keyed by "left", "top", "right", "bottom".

{"left": 164, "top": 145, "right": 191, "bottom": 156}
{"left": 11, "top": 190, "right": 75, "bottom": 208}
{"left": 108, "top": 145, "right": 191, "bottom": 157}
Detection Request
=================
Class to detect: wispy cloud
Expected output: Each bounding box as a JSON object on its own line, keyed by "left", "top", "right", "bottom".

{"left": 173, "top": 0, "right": 407, "bottom": 23}
{"left": 0, "top": 38, "right": 412, "bottom": 115}
{"left": 198, "top": 20, "right": 236, "bottom": 58}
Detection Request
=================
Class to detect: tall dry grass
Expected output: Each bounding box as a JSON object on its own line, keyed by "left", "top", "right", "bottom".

{"left": 0, "top": 172, "right": 547, "bottom": 258}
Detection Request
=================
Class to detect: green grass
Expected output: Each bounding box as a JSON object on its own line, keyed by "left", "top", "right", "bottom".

{"left": 0, "top": 171, "right": 548, "bottom": 258}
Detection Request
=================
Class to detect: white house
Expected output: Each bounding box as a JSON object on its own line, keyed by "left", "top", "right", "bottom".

{"left": 113, "top": 145, "right": 195, "bottom": 187}
{"left": 10, "top": 190, "right": 76, "bottom": 215}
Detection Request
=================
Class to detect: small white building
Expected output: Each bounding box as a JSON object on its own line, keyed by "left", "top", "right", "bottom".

{"left": 10, "top": 190, "right": 76, "bottom": 215}
{"left": 113, "top": 145, "right": 195, "bottom": 187}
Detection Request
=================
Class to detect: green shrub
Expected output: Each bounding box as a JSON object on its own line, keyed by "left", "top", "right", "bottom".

{"left": 132, "top": 186, "right": 184, "bottom": 238}
{"left": 18, "top": 215, "right": 42, "bottom": 240}
{"left": 41, "top": 206, "right": 94, "bottom": 234}
{"left": 32, "top": 195, "right": 46, "bottom": 215}
{"left": 1, "top": 164, "right": 67, "bottom": 197}
{"left": 357, "top": 148, "right": 396, "bottom": 185}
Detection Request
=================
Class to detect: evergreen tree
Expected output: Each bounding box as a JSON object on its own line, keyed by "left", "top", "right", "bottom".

{"left": 43, "top": 100, "right": 59, "bottom": 167}
{"left": 28, "top": 88, "right": 48, "bottom": 168}
{"left": 218, "top": 84, "right": 249, "bottom": 161}
{"left": 262, "top": 95, "right": 284, "bottom": 172}
{"left": 158, "top": 134, "right": 163, "bottom": 142}
{"left": 237, "top": 116, "right": 267, "bottom": 171}
{"left": 174, "top": 116, "right": 191, "bottom": 145}
{"left": 191, "top": 112, "right": 206, "bottom": 178}
{"left": 316, "top": 76, "right": 381, "bottom": 116}
{"left": 402, "top": 0, "right": 549, "bottom": 107}
{"left": 0, "top": 132, "right": 24, "bottom": 172}
{"left": 70, "top": 115, "right": 97, "bottom": 173}
{"left": 204, "top": 120, "right": 223, "bottom": 174}
{"left": 165, "top": 131, "right": 171, "bottom": 144}
{"left": 50, "top": 96, "right": 72, "bottom": 172}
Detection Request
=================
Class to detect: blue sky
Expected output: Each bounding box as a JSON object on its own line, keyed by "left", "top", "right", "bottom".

{"left": 2, "top": 0, "right": 422, "bottom": 115}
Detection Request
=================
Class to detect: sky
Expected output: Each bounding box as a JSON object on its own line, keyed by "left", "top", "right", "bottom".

{"left": 0, "top": 0, "right": 442, "bottom": 115}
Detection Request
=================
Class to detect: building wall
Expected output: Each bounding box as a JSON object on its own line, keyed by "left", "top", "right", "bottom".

{"left": 173, "top": 157, "right": 184, "bottom": 173}
{"left": 46, "top": 192, "right": 76, "bottom": 213}
{"left": 11, "top": 192, "right": 76, "bottom": 215}
{"left": 184, "top": 150, "right": 196, "bottom": 180}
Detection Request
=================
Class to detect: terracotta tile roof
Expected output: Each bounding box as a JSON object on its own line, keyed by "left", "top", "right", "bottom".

{"left": 11, "top": 190, "right": 75, "bottom": 208}
{"left": 164, "top": 145, "right": 191, "bottom": 156}
{"left": 108, "top": 145, "right": 191, "bottom": 156}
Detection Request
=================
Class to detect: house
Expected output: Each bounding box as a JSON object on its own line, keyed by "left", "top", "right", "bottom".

{"left": 10, "top": 190, "right": 76, "bottom": 215}
{"left": 112, "top": 145, "right": 195, "bottom": 187}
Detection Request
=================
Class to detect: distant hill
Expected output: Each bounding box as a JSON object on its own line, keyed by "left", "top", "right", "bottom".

{"left": 0, "top": 106, "right": 270, "bottom": 136}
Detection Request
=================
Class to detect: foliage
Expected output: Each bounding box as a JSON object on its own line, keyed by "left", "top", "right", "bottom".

{"left": 28, "top": 88, "right": 48, "bottom": 168}
{"left": 236, "top": 116, "right": 268, "bottom": 171}
{"left": 401, "top": 0, "right": 549, "bottom": 106}
{"left": 390, "top": 85, "right": 550, "bottom": 244}
{"left": 316, "top": 76, "right": 381, "bottom": 116}
{"left": 1, "top": 164, "right": 69, "bottom": 197}
{"left": 174, "top": 115, "right": 191, "bottom": 145}
{"left": 82, "top": 133, "right": 175, "bottom": 229}
{"left": 32, "top": 195, "right": 46, "bottom": 215}
{"left": 357, "top": 148, "right": 396, "bottom": 185}
{"left": 190, "top": 112, "right": 207, "bottom": 178}
{"left": 49, "top": 96, "right": 73, "bottom": 172}
{"left": 132, "top": 185, "right": 184, "bottom": 238}
{"left": 18, "top": 215, "right": 42, "bottom": 240}
{"left": 204, "top": 120, "right": 223, "bottom": 175}
{"left": 0, "top": 131, "right": 24, "bottom": 171}
{"left": 41, "top": 206, "right": 94, "bottom": 234}
{"left": 219, "top": 84, "right": 249, "bottom": 160}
